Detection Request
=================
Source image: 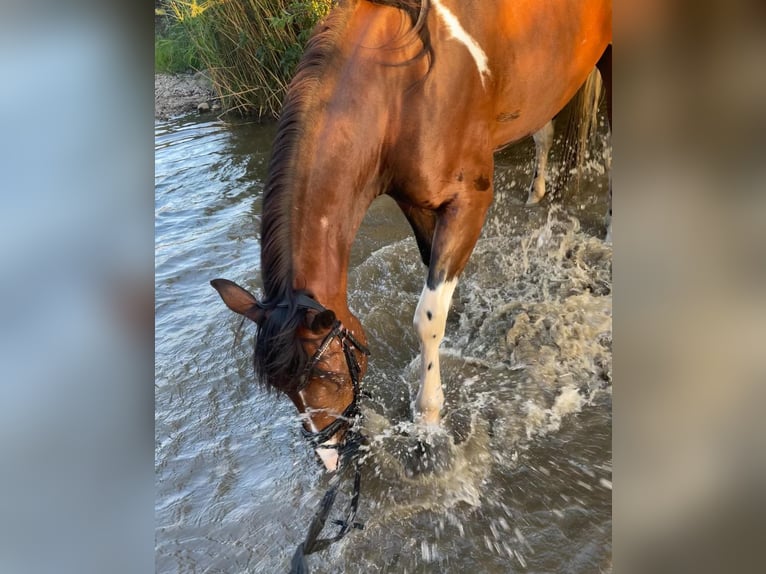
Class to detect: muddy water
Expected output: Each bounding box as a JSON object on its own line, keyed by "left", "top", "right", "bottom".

{"left": 155, "top": 114, "right": 612, "bottom": 573}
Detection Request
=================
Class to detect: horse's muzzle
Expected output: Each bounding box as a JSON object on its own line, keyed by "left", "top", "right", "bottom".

{"left": 315, "top": 440, "right": 340, "bottom": 472}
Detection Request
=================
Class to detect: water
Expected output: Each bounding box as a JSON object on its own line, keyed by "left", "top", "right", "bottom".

{"left": 155, "top": 114, "right": 612, "bottom": 573}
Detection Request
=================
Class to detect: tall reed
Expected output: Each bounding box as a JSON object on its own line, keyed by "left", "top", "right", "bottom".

{"left": 168, "top": 0, "right": 332, "bottom": 118}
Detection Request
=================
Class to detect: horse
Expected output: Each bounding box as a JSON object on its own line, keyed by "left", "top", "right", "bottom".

{"left": 212, "top": 0, "right": 612, "bottom": 472}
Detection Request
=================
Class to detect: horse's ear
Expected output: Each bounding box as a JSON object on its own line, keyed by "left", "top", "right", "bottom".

{"left": 210, "top": 278, "right": 264, "bottom": 324}
{"left": 306, "top": 309, "right": 336, "bottom": 333}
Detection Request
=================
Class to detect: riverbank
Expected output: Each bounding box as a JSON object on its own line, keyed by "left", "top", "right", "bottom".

{"left": 154, "top": 71, "right": 220, "bottom": 120}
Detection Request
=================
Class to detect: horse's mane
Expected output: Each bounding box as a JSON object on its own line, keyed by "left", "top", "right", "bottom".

{"left": 255, "top": 0, "right": 432, "bottom": 393}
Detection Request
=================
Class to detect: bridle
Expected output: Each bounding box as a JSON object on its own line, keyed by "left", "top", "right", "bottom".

{"left": 291, "top": 294, "right": 370, "bottom": 448}
{"left": 289, "top": 296, "right": 371, "bottom": 573}
{"left": 297, "top": 316, "right": 370, "bottom": 448}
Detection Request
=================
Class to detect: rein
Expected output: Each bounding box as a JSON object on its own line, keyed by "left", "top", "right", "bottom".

{"left": 289, "top": 299, "right": 370, "bottom": 573}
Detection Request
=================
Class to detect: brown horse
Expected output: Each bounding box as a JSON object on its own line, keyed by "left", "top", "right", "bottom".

{"left": 212, "top": 0, "right": 612, "bottom": 471}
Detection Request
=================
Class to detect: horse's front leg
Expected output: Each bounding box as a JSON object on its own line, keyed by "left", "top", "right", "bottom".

{"left": 413, "top": 178, "right": 494, "bottom": 426}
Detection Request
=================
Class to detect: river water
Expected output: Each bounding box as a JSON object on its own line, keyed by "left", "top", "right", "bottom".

{"left": 155, "top": 114, "right": 612, "bottom": 573}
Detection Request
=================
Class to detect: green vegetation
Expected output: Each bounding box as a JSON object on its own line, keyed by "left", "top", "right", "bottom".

{"left": 155, "top": 1, "right": 333, "bottom": 118}
{"left": 155, "top": 19, "right": 203, "bottom": 73}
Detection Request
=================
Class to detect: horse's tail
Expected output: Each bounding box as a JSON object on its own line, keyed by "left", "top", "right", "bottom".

{"left": 557, "top": 67, "right": 604, "bottom": 194}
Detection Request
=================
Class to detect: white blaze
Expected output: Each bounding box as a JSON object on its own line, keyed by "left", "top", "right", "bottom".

{"left": 432, "top": 0, "right": 491, "bottom": 88}
{"left": 299, "top": 392, "right": 340, "bottom": 472}
{"left": 315, "top": 440, "right": 339, "bottom": 472}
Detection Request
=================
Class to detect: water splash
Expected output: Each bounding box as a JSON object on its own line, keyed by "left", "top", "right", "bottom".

{"left": 156, "top": 117, "right": 612, "bottom": 573}
{"left": 321, "top": 207, "right": 612, "bottom": 572}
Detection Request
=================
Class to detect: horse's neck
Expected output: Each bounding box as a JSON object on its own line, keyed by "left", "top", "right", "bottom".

{"left": 288, "top": 132, "right": 379, "bottom": 313}
{"left": 285, "top": 1, "right": 425, "bottom": 312}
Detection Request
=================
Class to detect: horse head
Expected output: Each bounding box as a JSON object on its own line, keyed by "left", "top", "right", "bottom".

{"left": 211, "top": 278, "right": 369, "bottom": 472}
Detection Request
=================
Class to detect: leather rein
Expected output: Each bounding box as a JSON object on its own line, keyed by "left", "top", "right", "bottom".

{"left": 289, "top": 296, "right": 370, "bottom": 573}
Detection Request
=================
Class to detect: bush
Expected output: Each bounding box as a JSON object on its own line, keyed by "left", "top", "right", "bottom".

{"left": 162, "top": 0, "right": 333, "bottom": 118}
{"left": 155, "top": 19, "right": 202, "bottom": 74}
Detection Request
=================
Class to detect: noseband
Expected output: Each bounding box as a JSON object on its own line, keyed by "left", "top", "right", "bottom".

{"left": 292, "top": 294, "right": 370, "bottom": 449}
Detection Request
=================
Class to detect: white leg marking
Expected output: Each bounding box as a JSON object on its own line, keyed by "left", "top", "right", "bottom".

{"left": 413, "top": 278, "right": 458, "bottom": 426}
{"left": 315, "top": 440, "right": 339, "bottom": 472}
{"left": 528, "top": 121, "right": 555, "bottom": 204}
{"left": 432, "top": 0, "right": 491, "bottom": 88}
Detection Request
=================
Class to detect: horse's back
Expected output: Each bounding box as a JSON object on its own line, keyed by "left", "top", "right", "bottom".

{"left": 417, "top": 0, "right": 611, "bottom": 148}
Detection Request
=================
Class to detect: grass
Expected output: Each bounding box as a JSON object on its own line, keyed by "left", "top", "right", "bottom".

{"left": 155, "top": 19, "right": 202, "bottom": 74}
{"left": 156, "top": 0, "right": 333, "bottom": 118}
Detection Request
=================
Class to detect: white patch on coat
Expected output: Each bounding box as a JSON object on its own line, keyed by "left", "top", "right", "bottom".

{"left": 432, "top": 0, "right": 491, "bottom": 88}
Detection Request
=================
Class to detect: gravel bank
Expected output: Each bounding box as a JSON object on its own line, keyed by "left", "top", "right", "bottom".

{"left": 155, "top": 71, "right": 219, "bottom": 120}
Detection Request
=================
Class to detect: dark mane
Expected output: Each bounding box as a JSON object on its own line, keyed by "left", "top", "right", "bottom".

{"left": 255, "top": 0, "right": 432, "bottom": 393}
{"left": 370, "top": 0, "right": 433, "bottom": 68}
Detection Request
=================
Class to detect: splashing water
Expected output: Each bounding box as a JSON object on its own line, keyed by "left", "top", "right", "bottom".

{"left": 328, "top": 208, "right": 612, "bottom": 573}
{"left": 156, "top": 117, "right": 612, "bottom": 574}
